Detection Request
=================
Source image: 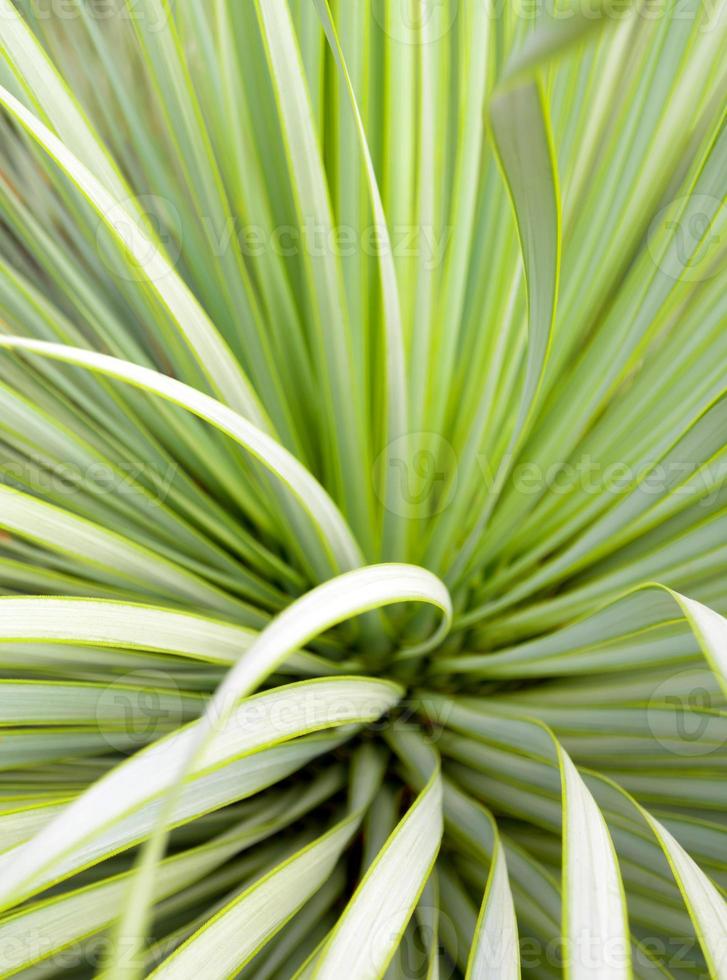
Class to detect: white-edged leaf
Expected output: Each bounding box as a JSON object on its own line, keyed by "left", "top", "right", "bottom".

{"left": 0, "top": 595, "right": 256, "bottom": 661}
{"left": 421, "top": 700, "right": 631, "bottom": 977}
{"left": 0, "top": 773, "right": 341, "bottom": 977}
{"left": 0, "top": 485, "right": 248, "bottom": 616}
{"left": 671, "top": 590, "right": 727, "bottom": 697}
{"left": 147, "top": 744, "right": 385, "bottom": 978}
{"left": 466, "top": 836, "right": 520, "bottom": 980}
{"left": 558, "top": 747, "right": 631, "bottom": 978}
{"left": 450, "top": 78, "right": 560, "bottom": 582}
{"left": 0, "top": 679, "right": 201, "bottom": 727}
{"left": 0, "top": 336, "right": 363, "bottom": 577}
{"left": 312, "top": 0, "right": 408, "bottom": 559}
{"left": 251, "top": 0, "right": 372, "bottom": 544}
{"left": 149, "top": 819, "right": 350, "bottom": 980}
{"left": 640, "top": 809, "right": 727, "bottom": 978}
{"left": 0, "top": 677, "right": 400, "bottom": 911}
{"left": 0, "top": 595, "right": 335, "bottom": 675}
{"left": 311, "top": 768, "right": 443, "bottom": 979}
{"left": 489, "top": 77, "right": 559, "bottom": 448}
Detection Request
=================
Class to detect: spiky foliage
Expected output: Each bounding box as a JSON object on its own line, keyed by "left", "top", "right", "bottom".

{"left": 0, "top": 0, "right": 726, "bottom": 977}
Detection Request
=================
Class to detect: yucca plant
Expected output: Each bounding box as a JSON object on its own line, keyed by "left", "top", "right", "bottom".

{"left": 0, "top": 0, "right": 725, "bottom": 976}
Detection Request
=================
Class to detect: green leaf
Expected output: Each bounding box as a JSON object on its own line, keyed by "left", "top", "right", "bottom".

{"left": 558, "top": 747, "right": 631, "bottom": 978}
{"left": 147, "top": 744, "right": 385, "bottom": 978}
{"left": 251, "top": 0, "right": 373, "bottom": 546}
{"left": 466, "top": 832, "right": 520, "bottom": 980}
{"left": 312, "top": 0, "right": 408, "bottom": 560}
{"left": 106, "top": 563, "right": 449, "bottom": 977}
{"left": 311, "top": 768, "right": 443, "bottom": 978}
{"left": 640, "top": 808, "right": 727, "bottom": 977}
{"left": 449, "top": 77, "right": 560, "bottom": 582}
{"left": 0, "top": 677, "right": 400, "bottom": 911}
{"left": 0, "top": 770, "right": 342, "bottom": 975}
{"left": 0, "top": 78, "right": 266, "bottom": 425}
{"left": 0, "top": 336, "right": 363, "bottom": 579}
{"left": 1, "top": 3, "right": 726, "bottom": 976}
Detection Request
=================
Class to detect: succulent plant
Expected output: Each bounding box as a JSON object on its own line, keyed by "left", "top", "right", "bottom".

{"left": 0, "top": 1, "right": 725, "bottom": 977}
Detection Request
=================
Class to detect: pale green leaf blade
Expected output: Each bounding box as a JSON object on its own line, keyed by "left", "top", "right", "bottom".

{"left": 489, "top": 79, "right": 559, "bottom": 455}
{"left": 251, "top": 0, "right": 372, "bottom": 544}
{"left": 106, "top": 563, "right": 450, "bottom": 978}
{"left": 0, "top": 677, "right": 400, "bottom": 911}
{"left": 312, "top": 769, "right": 443, "bottom": 979}
{"left": 466, "top": 836, "right": 520, "bottom": 980}
{"left": 312, "top": 0, "right": 409, "bottom": 559}
{"left": 558, "top": 747, "right": 631, "bottom": 978}
{"left": 640, "top": 809, "right": 727, "bottom": 978}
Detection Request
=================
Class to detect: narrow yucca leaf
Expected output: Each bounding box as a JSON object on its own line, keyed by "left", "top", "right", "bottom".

{"left": 466, "top": 834, "right": 519, "bottom": 980}
{"left": 0, "top": 677, "right": 400, "bottom": 910}
{"left": 312, "top": 0, "right": 409, "bottom": 561}
{"left": 251, "top": 0, "right": 374, "bottom": 546}
{"left": 0, "top": 483, "right": 254, "bottom": 617}
{"left": 446, "top": 78, "right": 559, "bottom": 583}
{"left": 445, "top": 583, "right": 727, "bottom": 698}
{"left": 489, "top": 81, "right": 559, "bottom": 453}
{"left": 0, "top": 769, "right": 343, "bottom": 975}
{"left": 557, "top": 748, "right": 630, "bottom": 978}
{"left": 432, "top": 26, "right": 561, "bottom": 579}
{"left": 0, "top": 595, "right": 351, "bottom": 676}
{"left": 400, "top": 712, "right": 631, "bottom": 977}
{"left": 311, "top": 767, "right": 443, "bottom": 978}
{"left": 640, "top": 809, "right": 727, "bottom": 977}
